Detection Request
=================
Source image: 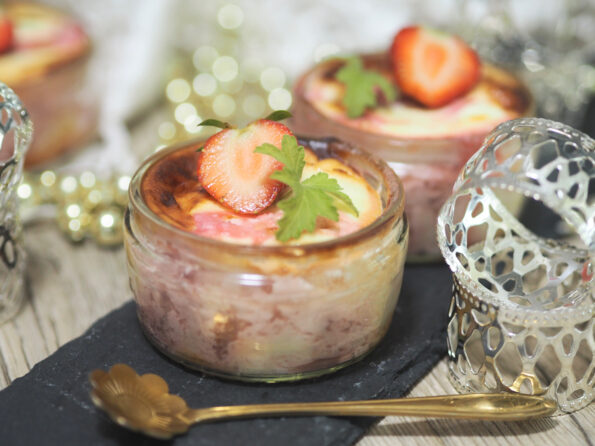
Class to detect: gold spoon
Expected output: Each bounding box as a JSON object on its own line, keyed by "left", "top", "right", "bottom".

{"left": 89, "top": 364, "right": 557, "bottom": 440}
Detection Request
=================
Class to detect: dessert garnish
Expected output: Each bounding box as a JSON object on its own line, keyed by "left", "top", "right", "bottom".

{"left": 197, "top": 112, "right": 360, "bottom": 242}
{"left": 196, "top": 112, "right": 292, "bottom": 214}
{"left": 390, "top": 26, "right": 480, "bottom": 108}
{"left": 255, "top": 135, "right": 359, "bottom": 241}
{"left": 0, "top": 14, "right": 13, "bottom": 53}
{"left": 335, "top": 56, "right": 396, "bottom": 118}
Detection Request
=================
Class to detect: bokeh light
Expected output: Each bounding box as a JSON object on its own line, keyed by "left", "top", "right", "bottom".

{"left": 212, "top": 56, "right": 239, "bottom": 82}
{"left": 166, "top": 78, "right": 191, "bottom": 103}
{"left": 212, "top": 94, "right": 236, "bottom": 117}
{"left": 268, "top": 88, "right": 292, "bottom": 110}
{"left": 174, "top": 103, "right": 198, "bottom": 124}
{"left": 193, "top": 46, "right": 219, "bottom": 72}
{"left": 217, "top": 4, "right": 244, "bottom": 30}
{"left": 193, "top": 73, "right": 217, "bottom": 96}
{"left": 260, "top": 67, "right": 286, "bottom": 91}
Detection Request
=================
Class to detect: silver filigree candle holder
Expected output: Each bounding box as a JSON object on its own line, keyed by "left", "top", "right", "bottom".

{"left": 438, "top": 118, "right": 594, "bottom": 413}
{"left": 0, "top": 83, "right": 32, "bottom": 324}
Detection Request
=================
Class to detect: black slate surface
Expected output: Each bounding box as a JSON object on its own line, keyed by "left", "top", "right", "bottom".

{"left": 0, "top": 264, "right": 451, "bottom": 446}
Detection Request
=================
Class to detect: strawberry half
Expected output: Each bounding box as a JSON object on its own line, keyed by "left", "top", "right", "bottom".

{"left": 0, "top": 15, "right": 14, "bottom": 54}
{"left": 391, "top": 26, "right": 480, "bottom": 108}
{"left": 197, "top": 120, "right": 292, "bottom": 214}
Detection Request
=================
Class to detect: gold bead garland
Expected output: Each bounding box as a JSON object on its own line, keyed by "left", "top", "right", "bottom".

{"left": 18, "top": 171, "right": 130, "bottom": 246}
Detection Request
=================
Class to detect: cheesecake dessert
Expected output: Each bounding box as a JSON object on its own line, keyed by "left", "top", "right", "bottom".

{"left": 125, "top": 116, "right": 407, "bottom": 381}
{"left": 0, "top": 2, "right": 97, "bottom": 166}
{"left": 291, "top": 26, "right": 532, "bottom": 260}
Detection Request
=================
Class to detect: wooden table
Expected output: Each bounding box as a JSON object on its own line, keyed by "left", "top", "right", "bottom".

{"left": 0, "top": 114, "right": 592, "bottom": 444}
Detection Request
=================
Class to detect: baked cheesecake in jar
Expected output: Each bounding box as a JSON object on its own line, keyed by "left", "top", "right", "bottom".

{"left": 0, "top": 2, "right": 96, "bottom": 166}
{"left": 291, "top": 26, "right": 532, "bottom": 261}
{"left": 125, "top": 117, "right": 407, "bottom": 382}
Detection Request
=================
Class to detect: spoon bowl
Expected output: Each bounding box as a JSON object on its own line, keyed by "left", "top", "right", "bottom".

{"left": 90, "top": 364, "right": 557, "bottom": 440}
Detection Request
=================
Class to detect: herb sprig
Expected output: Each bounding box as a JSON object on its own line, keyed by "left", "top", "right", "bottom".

{"left": 336, "top": 56, "right": 396, "bottom": 118}
{"left": 255, "top": 135, "right": 359, "bottom": 241}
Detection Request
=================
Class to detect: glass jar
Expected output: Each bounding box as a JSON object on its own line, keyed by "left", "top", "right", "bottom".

{"left": 291, "top": 54, "right": 533, "bottom": 262}
{"left": 124, "top": 137, "right": 407, "bottom": 382}
{"left": 0, "top": 83, "right": 32, "bottom": 324}
{"left": 1, "top": 2, "right": 97, "bottom": 167}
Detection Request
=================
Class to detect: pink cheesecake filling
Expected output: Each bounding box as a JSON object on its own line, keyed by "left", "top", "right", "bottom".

{"left": 192, "top": 207, "right": 362, "bottom": 246}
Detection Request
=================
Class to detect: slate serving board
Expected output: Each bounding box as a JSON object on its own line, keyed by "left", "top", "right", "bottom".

{"left": 0, "top": 264, "right": 451, "bottom": 446}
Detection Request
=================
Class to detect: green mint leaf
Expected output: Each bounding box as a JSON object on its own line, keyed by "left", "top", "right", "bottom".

{"left": 335, "top": 56, "right": 396, "bottom": 118}
{"left": 196, "top": 146, "right": 204, "bottom": 152}
{"left": 303, "top": 174, "right": 359, "bottom": 217}
{"left": 275, "top": 186, "right": 338, "bottom": 242}
{"left": 264, "top": 110, "right": 293, "bottom": 122}
{"left": 254, "top": 135, "right": 305, "bottom": 187}
{"left": 198, "top": 119, "right": 232, "bottom": 129}
{"left": 255, "top": 135, "right": 360, "bottom": 242}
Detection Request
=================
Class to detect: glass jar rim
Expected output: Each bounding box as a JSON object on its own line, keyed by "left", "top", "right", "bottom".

{"left": 128, "top": 135, "right": 405, "bottom": 257}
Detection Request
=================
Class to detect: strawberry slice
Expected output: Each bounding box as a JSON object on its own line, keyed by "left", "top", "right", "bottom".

{"left": 391, "top": 26, "right": 480, "bottom": 108}
{"left": 0, "top": 15, "right": 14, "bottom": 54}
{"left": 197, "top": 119, "right": 292, "bottom": 214}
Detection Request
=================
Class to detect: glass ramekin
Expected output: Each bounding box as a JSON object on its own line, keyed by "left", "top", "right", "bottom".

{"left": 124, "top": 136, "right": 408, "bottom": 382}
{"left": 291, "top": 54, "right": 533, "bottom": 262}
{"left": 2, "top": 2, "right": 97, "bottom": 167}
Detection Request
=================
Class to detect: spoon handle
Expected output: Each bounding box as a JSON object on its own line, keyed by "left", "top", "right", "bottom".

{"left": 189, "top": 393, "right": 556, "bottom": 423}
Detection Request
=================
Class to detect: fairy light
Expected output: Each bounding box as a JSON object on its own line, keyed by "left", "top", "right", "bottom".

{"left": 100, "top": 213, "right": 115, "bottom": 228}
{"left": 217, "top": 4, "right": 244, "bottom": 30}
{"left": 184, "top": 115, "right": 203, "bottom": 133}
{"left": 80, "top": 171, "right": 96, "bottom": 189}
{"left": 60, "top": 176, "right": 78, "bottom": 194}
{"left": 193, "top": 46, "right": 219, "bottom": 72}
{"left": 166, "top": 78, "right": 191, "bottom": 103}
{"left": 260, "top": 67, "right": 286, "bottom": 91}
{"left": 17, "top": 183, "right": 32, "bottom": 199}
{"left": 212, "top": 56, "right": 239, "bottom": 82}
{"left": 268, "top": 88, "right": 292, "bottom": 110}
{"left": 68, "top": 219, "right": 81, "bottom": 232}
{"left": 66, "top": 204, "right": 81, "bottom": 219}
{"left": 193, "top": 73, "right": 217, "bottom": 96}
{"left": 174, "top": 103, "right": 198, "bottom": 124}
{"left": 40, "top": 170, "right": 56, "bottom": 187}
{"left": 117, "top": 176, "right": 131, "bottom": 192}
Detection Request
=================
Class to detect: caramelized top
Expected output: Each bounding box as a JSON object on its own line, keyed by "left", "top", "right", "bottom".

{"left": 297, "top": 54, "right": 532, "bottom": 139}
{"left": 142, "top": 145, "right": 383, "bottom": 246}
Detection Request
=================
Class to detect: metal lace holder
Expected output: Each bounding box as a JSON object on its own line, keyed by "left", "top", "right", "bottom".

{"left": 438, "top": 118, "right": 594, "bottom": 414}
{"left": 0, "top": 83, "right": 32, "bottom": 323}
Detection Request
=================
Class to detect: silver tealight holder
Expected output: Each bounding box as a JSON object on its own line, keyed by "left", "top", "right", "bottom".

{"left": 438, "top": 118, "right": 594, "bottom": 414}
{"left": 0, "top": 83, "right": 32, "bottom": 324}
